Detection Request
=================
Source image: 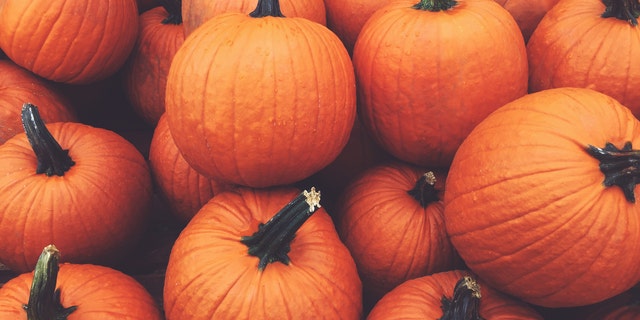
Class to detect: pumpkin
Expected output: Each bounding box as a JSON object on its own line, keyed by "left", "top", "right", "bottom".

{"left": 494, "top": 0, "right": 560, "bottom": 42}
{"left": 123, "top": 0, "right": 185, "bottom": 126}
{"left": 165, "top": 0, "right": 356, "bottom": 187}
{"left": 181, "top": 0, "right": 327, "bottom": 37}
{"left": 0, "top": 0, "right": 139, "bottom": 84}
{"left": 163, "top": 186, "right": 362, "bottom": 319}
{"left": 323, "top": 0, "right": 392, "bottom": 54}
{"left": 149, "top": 113, "right": 231, "bottom": 223}
{"left": 337, "top": 161, "right": 459, "bottom": 303}
{"left": 0, "top": 245, "right": 162, "bottom": 319}
{"left": 444, "top": 87, "right": 640, "bottom": 307}
{"left": 367, "top": 270, "right": 543, "bottom": 319}
{"left": 0, "top": 59, "right": 77, "bottom": 144}
{"left": 528, "top": 0, "right": 640, "bottom": 117}
{"left": 353, "top": 0, "right": 528, "bottom": 168}
{"left": 0, "top": 104, "right": 152, "bottom": 273}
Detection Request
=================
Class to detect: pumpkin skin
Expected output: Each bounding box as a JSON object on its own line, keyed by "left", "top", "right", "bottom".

{"left": 323, "top": 0, "right": 392, "bottom": 54}
{"left": 0, "top": 0, "right": 139, "bottom": 84}
{"left": 0, "top": 113, "right": 153, "bottom": 273}
{"left": 337, "top": 162, "right": 459, "bottom": 302}
{"left": 444, "top": 87, "right": 640, "bottom": 307}
{"left": 494, "top": 0, "right": 560, "bottom": 42}
{"left": 181, "top": 0, "right": 327, "bottom": 37}
{"left": 528, "top": 0, "right": 640, "bottom": 117}
{"left": 163, "top": 187, "right": 362, "bottom": 319}
{"left": 367, "top": 270, "right": 543, "bottom": 319}
{"left": 165, "top": 8, "right": 356, "bottom": 187}
{"left": 353, "top": 0, "right": 528, "bottom": 168}
{"left": 0, "top": 262, "right": 162, "bottom": 319}
{"left": 0, "top": 60, "right": 77, "bottom": 144}
{"left": 149, "top": 113, "right": 231, "bottom": 223}
{"left": 123, "top": 5, "right": 185, "bottom": 126}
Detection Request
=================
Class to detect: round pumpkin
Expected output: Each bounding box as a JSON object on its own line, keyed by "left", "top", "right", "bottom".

{"left": 353, "top": 0, "right": 528, "bottom": 167}
{"left": 323, "top": 0, "right": 392, "bottom": 54}
{"left": 367, "top": 270, "right": 543, "bottom": 319}
{"left": 0, "top": 245, "right": 162, "bottom": 319}
{"left": 444, "top": 87, "right": 640, "bottom": 307}
{"left": 163, "top": 186, "right": 362, "bottom": 319}
{"left": 494, "top": 0, "right": 560, "bottom": 42}
{"left": 165, "top": 0, "right": 356, "bottom": 187}
{"left": 0, "top": 0, "right": 139, "bottom": 84}
{"left": 0, "top": 104, "right": 152, "bottom": 273}
{"left": 528, "top": 0, "right": 640, "bottom": 117}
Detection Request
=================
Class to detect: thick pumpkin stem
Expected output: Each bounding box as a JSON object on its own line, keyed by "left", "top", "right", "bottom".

{"left": 407, "top": 171, "right": 440, "bottom": 208}
{"left": 413, "top": 0, "right": 458, "bottom": 11}
{"left": 161, "top": 0, "right": 182, "bottom": 25}
{"left": 249, "top": 0, "right": 285, "bottom": 18}
{"left": 23, "top": 245, "right": 77, "bottom": 320}
{"left": 21, "top": 103, "right": 75, "bottom": 176}
{"left": 438, "top": 276, "right": 485, "bottom": 320}
{"left": 586, "top": 141, "right": 640, "bottom": 203}
{"left": 241, "top": 188, "right": 321, "bottom": 271}
{"left": 601, "top": 0, "right": 640, "bottom": 26}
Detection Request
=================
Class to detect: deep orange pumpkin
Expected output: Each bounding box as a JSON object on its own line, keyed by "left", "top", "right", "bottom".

{"left": 0, "top": 60, "right": 77, "bottom": 144}
{"left": 163, "top": 186, "right": 362, "bottom": 319}
{"left": 0, "top": 0, "right": 139, "bottom": 84}
{"left": 494, "top": 0, "right": 560, "bottom": 42}
{"left": 444, "top": 87, "right": 640, "bottom": 307}
{"left": 337, "top": 162, "right": 459, "bottom": 303}
{"left": 353, "top": 0, "right": 528, "bottom": 167}
{"left": 367, "top": 270, "right": 543, "bottom": 319}
{"left": 528, "top": 0, "right": 640, "bottom": 117}
{"left": 0, "top": 104, "right": 152, "bottom": 273}
{"left": 165, "top": 0, "right": 356, "bottom": 187}
{"left": 0, "top": 245, "right": 162, "bottom": 319}
{"left": 323, "top": 0, "right": 392, "bottom": 54}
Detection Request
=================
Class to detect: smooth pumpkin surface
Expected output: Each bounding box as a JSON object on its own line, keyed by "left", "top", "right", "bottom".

{"left": 444, "top": 87, "right": 640, "bottom": 307}
{"left": 324, "top": 0, "right": 392, "bottom": 54}
{"left": 494, "top": 0, "right": 560, "bottom": 42}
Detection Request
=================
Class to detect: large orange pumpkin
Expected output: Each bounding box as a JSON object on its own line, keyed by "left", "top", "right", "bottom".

{"left": 165, "top": 0, "right": 356, "bottom": 187}
{"left": 163, "top": 187, "right": 362, "bottom": 319}
{"left": 353, "top": 0, "right": 528, "bottom": 167}
{"left": 444, "top": 87, "right": 640, "bottom": 307}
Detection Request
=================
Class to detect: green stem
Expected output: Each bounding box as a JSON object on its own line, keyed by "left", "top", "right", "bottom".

{"left": 413, "top": 0, "right": 458, "bottom": 11}
{"left": 438, "top": 276, "right": 485, "bottom": 320}
{"left": 601, "top": 0, "right": 640, "bottom": 26}
{"left": 23, "top": 245, "right": 77, "bottom": 320}
{"left": 407, "top": 171, "right": 440, "bottom": 208}
{"left": 586, "top": 141, "right": 640, "bottom": 203}
{"left": 21, "top": 103, "right": 75, "bottom": 176}
{"left": 249, "top": 0, "right": 285, "bottom": 18}
{"left": 241, "top": 188, "right": 321, "bottom": 271}
{"left": 160, "top": 0, "right": 182, "bottom": 25}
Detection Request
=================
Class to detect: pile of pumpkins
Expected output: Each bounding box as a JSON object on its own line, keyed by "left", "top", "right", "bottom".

{"left": 0, "top": 0, "right": 639, "bottom": 318}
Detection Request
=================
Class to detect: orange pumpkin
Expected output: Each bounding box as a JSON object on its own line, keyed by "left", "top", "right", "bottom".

{"left": 444, "top": 87, "right": 640, "bottom": 307}
{"left": 367, "top": 270, "right": 543, "bottom": 319}
{"left": 166, "top": 0, "right": 356, "bottom": 187}
{"left": 494, "top": 0, "right": 560, "bottom": 42}
{"left": 0, "top": 245, "right": 162, "bottom": 319}
{"left": 163, "top": 187, "right": 362, "bottom": 319}
{"left": 528, "top": 0, "right": 640, "bottom": 116}
{"left": 323, "top": 0, "right": 392, "bottom": 54}
{"left": 0, "top": 0, "right": 139, "bottom": 84}
{"left": 0, "top": 104, "right": 152, "bottom": 273}
{"left": 353, "top": 0, "right": 528, "bottom": 167}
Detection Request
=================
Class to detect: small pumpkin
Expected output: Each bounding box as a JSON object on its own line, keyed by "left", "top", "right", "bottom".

{"left": 494, "top": 0, "right": 560, "bottom": 42}
{"left": 0, "top": 104, "right": 152, "bottom": 273}
{"left": 444, "top": 87, "right": 640, "bottom": 307}
{"left": 163, "top": 186, "right": 362, "bottom": 319}
{"left": 0, "top": 245, "right": 162, "bottom": 319}
{"left": 323, "top": 0, "right": 392, "bottom": 54}
{"left": 367, "top": 270, "right": 543, "bottom": 319}
{"left": 0, "top": 0, "right": 139, "bottom": 84}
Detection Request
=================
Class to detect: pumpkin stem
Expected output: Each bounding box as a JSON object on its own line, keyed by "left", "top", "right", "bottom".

{"left": 241, "top": 188, "right": 321, "bottom": 271}
{"left": 160, "top": 0, "right": 182, "bottom": 25}
{"left": 601, "top": 0, "right": 640, "bottom": 26}
{"left": 21, "top": 103, "right": 75, "bottom": 176}
{"left": 249, "top": 0, "right": 285, "bottom": 18}
{"left": 438, "top": 276, "right": 485, "bottom": 320}
{"left": 407, "top": 171, "right": 440, "bottom": 208}
{"left": 412, "top": 0, "right": 458, "bottom": 11}
{"left": 22, "top": 245, "right": 77, "bottom": 320}
{"left": 586, "top": 141, "right": 640, "bottom": 203}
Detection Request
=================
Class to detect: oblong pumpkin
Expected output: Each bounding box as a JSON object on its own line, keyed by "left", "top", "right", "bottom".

{"left": 444, "top": 87, "right": 640, "bottom": 307}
